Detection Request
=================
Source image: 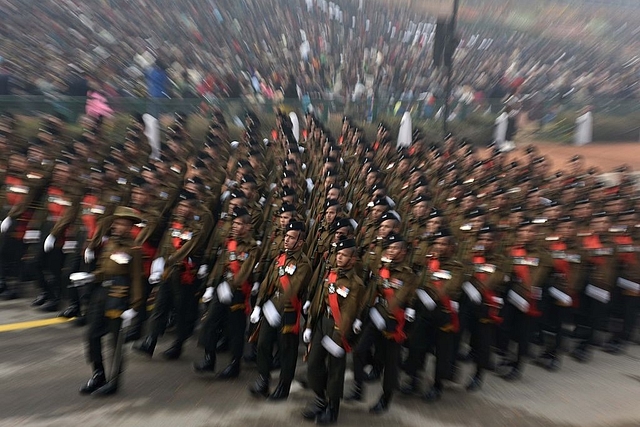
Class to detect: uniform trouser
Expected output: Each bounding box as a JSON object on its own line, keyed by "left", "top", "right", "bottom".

{"left": 308, "top": 316, "right": 347, "bottom": 400}
{"left": 198, "top": 291, "right": 247, "bottom": 364}
{"left": 574, "top": 293, "right": 609, "bottom": 346}
{"left": 404, "top": 307, "right": 455, "bottom": 388}
{"left": 0, "top": 234, "right": 25, "bottom": 284}
{"left": 470, "top": 320, "right": 494, "bottom": 375}
{"left": 541, "top": 297, "right": 570, "bottom": 356}
{"left": 612, "top": 294, "right": 639, "bottom": 342}
{"left": 86, "top": 286, "right": 123, "bottom": 369}
{"left": 257, "top": 321, "right": 299, "bottom": 386}
{"left": 148, "top": 275, "right": 198, "bottom": 344}
{"left": 453, "top": 294, "right": 473, "bottom": 358}
{"left": 353, "top": 323, "right": 400, "bottom": 398}
{"left": 498, "top": 302, "right": 533, "bottom": 367}
{"left": 37, "top": 247, "right": 64, "bottom": 300}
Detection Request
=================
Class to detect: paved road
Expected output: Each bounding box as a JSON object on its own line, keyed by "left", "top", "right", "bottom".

{"left": 1, "top": 294, "right": 639, "bottom": 427}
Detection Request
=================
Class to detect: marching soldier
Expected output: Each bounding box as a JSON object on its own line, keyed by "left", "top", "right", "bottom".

{"left": 302, "top": 237, "right": 364, "bottom": 424}
{"left": 346, "top": 233, "right": 417, "bottom": 414}
{"left": 77, "top": 206, "right": 143, "bottom": 395}
{"left": 193, "top": 206, "right": 259, "bottom": 378}
{"left": 249, "top": 221, "right": 312, "bottom": 401}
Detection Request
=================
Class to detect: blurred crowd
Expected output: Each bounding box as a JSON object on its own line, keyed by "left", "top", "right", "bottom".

{"left": 0, "top": 0, "right": 638, "bottom": 116}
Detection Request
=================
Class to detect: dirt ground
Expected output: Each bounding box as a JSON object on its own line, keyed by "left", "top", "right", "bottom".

{"left": 510, "top": 140, "right": 640, "bottom": 172}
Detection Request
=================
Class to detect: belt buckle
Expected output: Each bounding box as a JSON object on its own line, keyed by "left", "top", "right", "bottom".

{"left": 102, "top": 280, "right": 114, "bottom": 288}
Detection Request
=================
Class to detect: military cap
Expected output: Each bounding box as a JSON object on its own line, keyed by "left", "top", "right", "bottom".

{"left": 281, "top": 186, "right": 296, "bottom": 197}
{"left": 287, "top": 221, "right": 306, "bottom": 233}
{"left": 279, "top": 202, "right": 297, "bottom": 214}
{"left": 410, "top": 194, "right": 430, "bottom": 205}
{"left": 378, "top": 211, "right": 400, "bottom": 224}
{"left": 241, "top": 175, "right": 257, "bottom": 185}
{"left": 478, "top": 223, "right": 496, "bottom": 234}
{"left": 331, "top": 218, "right": 357, "bottom": 232}
{"left": 429, "top": 208, "right": 443, "bottom": 219}
{"left": 282, "top": 170, "right": 296, "bottom": 179}
{"left": 383, "top": 232, "right": 404, "bottom": 248}
{"left": 232, "top": 206, "right": 251, "bottom": 220}
{"left": 179, "top": 190, "right": 197, "bottom": 201}
{"left": 113, "top": 206, "right": 142, "bottom": 223}
{"left": 518, "top": 217, "right": 534, "bottom": 228}
{"left": 229, "top": 190, "right": 247, "bottom": 200}
{"left": 433, "top": 227, "right": 453, "bottom": 239}
{"left": 557, "top": 215, "right": 574, "bottom": 223}
{"left": 465, "top": 208, "right": 485, "bottom": 219}
{"left": 372, "top": 197, "right": 389, "bottom": 207}
{"left": 336, "top": 237, "right": 357, "bottom": 251}
{"left": 592, "top": 211, "right": 608, "bottom": 218}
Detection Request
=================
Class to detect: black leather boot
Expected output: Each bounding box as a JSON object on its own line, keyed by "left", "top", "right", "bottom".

{"left": 249, "top": 375, "right": 270, "bottom": 398}
{"left": 162, "top": 341, "right": 183, "bottom": 360}
{"left": 31, "top": 293, "right": 48, "bottom": 307}
{"left": 267, "top": 381, "right": 290, "bottom": 401}
{"left": 316, "top": 399, "right": 339, "bottom": 424}
{"left": 466, "top": 374, "right": 483, "bottom": 392}
{"left": 301, "top": 395, "right": 327, "bottom": 420}
{"left": 399, "top": 375, "right": 420, "bottom": 395}
{"left": 59, "top": 304, "right": 80, "bottom": 318}
{"left": 344, "top": 382, "right": 363, "bottom": 401}
{"left": 217, "top": 359, "right": 240, "bottom": 379}
{"left": 133, "top": 336, "right": 156, "bottom": 358}
{"left": 500, "top": 365, "right": 522, "bottom": 381}
{"left": 369, "top": 394, "right": 390, "bottom": 414}
{"left": 193, "top": 352, "right": 216, "bottom": 374}
{"left": 424, "top": 385, "right": 443, "bottom": 402}
{"left": 79, "top": 370, "right": 106, "bottom": 395}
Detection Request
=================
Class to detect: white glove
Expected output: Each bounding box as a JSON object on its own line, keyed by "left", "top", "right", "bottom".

{"left": 44, "top": 234, "right": 56, "bottom": 252}
{"left": 69, "top": 272, "right": 95, "bottom": 287}
{"left": 250, "top": 306, "right": 262, "bottom": 324}
{"left": 84, "top": 248, "right": 95, "bottom": 264}
{"left": 251, "top": 282, "right": 260, "bottom": 296}
{"left": 352, "top": 319, "right": 363, "bottom": 334}
{"left": 1, "top": 217, "right": 12, "bottom": 233}
{"left": 262, "top": 300, "right": 281, "bottom": 327}
{"left": 217, "top": 281, "right": 233, "bottom": 304}
{"left": 321, "top": 336, "right": 345, "bottom": 358}
{"left": 303, "top": 300, "right": 311, "bottom": 315}
{"left": 120, "top": 309, "right": 137, "bottom": 328}
{"left": 149, "top": 257, "right": 165, "bottom": 284}
{"left": 197, "top": 264, "right": 209, "bottom": 279}
{"left": 202, "top": 286, "right": 214, "bottom": 303}
{"left": 303, "top": 328, "right": 312, "bottom": 343}
{"left": 405, "top": 307, "right": 416, "bottom": 322}
{"left": 230, "top": 140, "right": 240, "bottom": 149}
{"left": 463, "top": 281, "right": 482, "bottom": 305}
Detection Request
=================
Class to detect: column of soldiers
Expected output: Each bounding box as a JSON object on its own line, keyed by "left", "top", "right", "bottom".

{"left": 1, "top": 109, "right": 639, "bottom": 424}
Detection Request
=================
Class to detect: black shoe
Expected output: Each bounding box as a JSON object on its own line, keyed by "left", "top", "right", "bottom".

{"left": 500, "top": 366, "right": 522, "bottom": 381}
{"left": 133, "top": 336, "right": 156, "bottom": 358}
{"left": 59, "top": 304, "right": 80, "bottom": 318}
{"left": 0, "top": 281, "right": 6, "bottom": 295}
{"left": 344, "top": 383, "right": 363, "bottom": 402}
{"left": 31, "top": 293, "right": 48, "bottom": 307}
{"left": 2, "top": 290, "right": 18, "bottom": 300}
{"left": 162, "top": 343, "right": 183, "bottom": 360}
{"left": 216, "top": 336, "right": 229, "bottom": 353}
{"left": 466, "top": 375, "right": 483, "bottom": 392}
{"left": 125, "top": 326, "right": 142, "bottom": 343}
{"left": 73, "top": 315, "right": 87, "bottom": 327}
{"left": 547, "top": 357, "right": 561, "bottom": 372}
{"left": 193, "top": 353, "right": 216, "bottom": 374}
{"left": 570, "top": 346, "right": 590, "bottom": 363}
{"left": 603, "top": 340, "right": 623, "bottom": 355}
{"left": 364, "top": 367, "right": 381, "bottom": 382}
{"left": 267, "top": 382, "right": 290, "bottom": 401}
{"left": 316, "top": 399, "right": 339, "bottom": 424}
{"left": 369, "top": 395, "right": 389, "bottom": 414}
{"left": 302, "top": 396, "right": 327, "bottom": 420}
{"left": 79, "top": 370, "right": 106, "bottom": 395}
{"left": 423, "top": 386, "right": 442, "bottom": 402}
{"left": 92, "top": 380, "right": 118, "bottom": 396}
{"left": 216, "top": 360, "right": 240, "bottom": 379}
{"left": 40, "top": 299, "right": 60, "bottom": 312}
{"left": 399, "top": 376, "right": 420, "bottom": 395}
{"left": 249, "top": 375, "right": 270, "bottom": 398}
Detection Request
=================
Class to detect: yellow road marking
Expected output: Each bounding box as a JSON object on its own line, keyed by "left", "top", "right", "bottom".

{"left": 0, "top": 317, "right": 74, "bottom": 333}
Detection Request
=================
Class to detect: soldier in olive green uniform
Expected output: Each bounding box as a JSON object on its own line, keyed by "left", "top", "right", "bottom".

{"left": 78, "top": 206, "right": 143, "bottom": 396}
{"left": 194, "top": 207, "right": 259, "bottom": 378}
{"left": 302, "top": 237, "right": 364, "bottom": 424}
{"left": 401, "top": 228, "right": 465, "bottom": 402}
{"left": 134, "top": 192, "right": 211, "bottom": 359}
{"left": 249, "top": 221, "right": 312, "bottom": 401}
{"left": 498, "top": 218, "right": 553, "bottom": 380}
{"left": 347, "top": 233, "right": 417, "bottom": 414}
